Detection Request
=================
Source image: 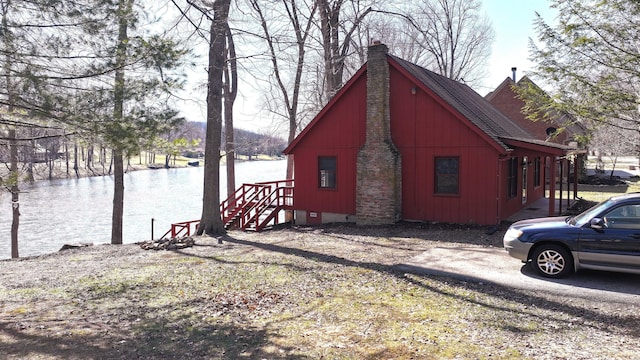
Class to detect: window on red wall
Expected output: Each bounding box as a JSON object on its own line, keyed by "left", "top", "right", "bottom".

{"left": 318, "top": 156, "right": 336, "bottom": 189}
{"left": 435, "top": 157, "right": 459, "bottom": 194}
{"left": 508, "top": 157, "right": 518, "bottom": 198}
{"left": 534, "top": 157, "right": 541, "bottom": 187}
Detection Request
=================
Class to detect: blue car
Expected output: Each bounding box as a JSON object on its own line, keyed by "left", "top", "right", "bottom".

{"left": 503, "top": 193, "right": 640, "bottom": 278}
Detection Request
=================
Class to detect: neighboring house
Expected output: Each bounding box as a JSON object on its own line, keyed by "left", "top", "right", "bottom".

{"left": 283, "top": 43, "right": 576, "bottom": 226}
{"left": 486, "top": 73, "right": 588, "bottom": 182}
{"left": 486, "top": 74, "right": 587, "bottom": 146}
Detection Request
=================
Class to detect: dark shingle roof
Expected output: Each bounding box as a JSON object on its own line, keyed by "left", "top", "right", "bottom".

{"left": 389, "top": 55, "right": 565, "bottom": 151}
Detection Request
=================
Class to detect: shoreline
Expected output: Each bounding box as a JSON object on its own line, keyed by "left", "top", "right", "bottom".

{"left": 0, "top": 158, "right": 288, "bottom": 260}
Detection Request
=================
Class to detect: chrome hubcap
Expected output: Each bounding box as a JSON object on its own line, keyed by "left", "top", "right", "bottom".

{"left": 536, "top": 250, "right": 565, "bottom": 275}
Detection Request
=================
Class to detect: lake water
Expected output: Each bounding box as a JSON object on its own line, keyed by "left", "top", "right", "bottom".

{"left": 0, "top": 160, "right": 287, "bottom": 259}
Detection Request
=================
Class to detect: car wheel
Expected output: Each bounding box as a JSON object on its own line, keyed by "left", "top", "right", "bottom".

{"left": 530, "top": 244, "right": 573, "bottom": 278}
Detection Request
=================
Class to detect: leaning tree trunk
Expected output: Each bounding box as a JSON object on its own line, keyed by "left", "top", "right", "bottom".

{"left": 197, "top": 0, "right": 231, "bottom": 236}
{"left": 224, "top": 23, "right": 237, "bottom": 199}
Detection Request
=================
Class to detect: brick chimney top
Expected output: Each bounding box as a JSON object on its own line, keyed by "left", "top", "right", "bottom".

{"left": 368, "top": 41, "right": 388, "bottom": 56}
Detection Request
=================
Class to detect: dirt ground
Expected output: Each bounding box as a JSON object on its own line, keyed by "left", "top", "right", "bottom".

{"left": 1, "top": 223, "right": 639, "bottom": 359}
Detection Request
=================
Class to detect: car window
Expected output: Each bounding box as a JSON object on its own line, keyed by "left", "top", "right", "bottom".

{"left": 572, "top": 199, "right": 612, "bottom": 226}
{"left": 603, "top": 204, "right": 640, "bottom": 229}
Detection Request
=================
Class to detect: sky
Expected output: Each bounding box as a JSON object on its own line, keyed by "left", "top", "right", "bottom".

{"left": 479, "top": 0, "right": 558, "bottom": 95}
{"left": 177, "top": 0, "right": 560, "bottom": 134}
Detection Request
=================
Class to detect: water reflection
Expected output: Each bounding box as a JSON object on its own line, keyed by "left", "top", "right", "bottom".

{"left": 0, "top": 160, "right": 287, "bottom": 259}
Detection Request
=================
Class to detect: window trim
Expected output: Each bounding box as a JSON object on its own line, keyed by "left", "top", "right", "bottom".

{"left": 318, "top": 156, "right": 337, "bottom": 190}
{"left": 434, "top": 156, "right": 460, "bottom": 196}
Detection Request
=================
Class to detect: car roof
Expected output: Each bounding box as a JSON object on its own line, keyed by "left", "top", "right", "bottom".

{"left": 610, "top": 192, "right": 640, "bottom": 202}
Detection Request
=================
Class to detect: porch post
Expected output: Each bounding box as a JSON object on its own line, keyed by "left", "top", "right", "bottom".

{"left": 559, "top": 158, "right": 564, "bottom": 214}
{"left": 573, "top": 155, "right": 579, "bottom": 199}
{"left": 548, "top": 156, "right": 556, "bottom": 216}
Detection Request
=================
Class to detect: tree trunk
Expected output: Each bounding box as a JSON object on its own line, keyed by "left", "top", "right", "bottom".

{"left": 3, "top": 5, "right": 19, "bottom": 258}
{"left": 86, "top": 146, "right": 93, "bottom": 172}
{"left": 65, "top": 139, "right": 70, "bottom": 178}
{"left": 48, "top": 146, "right": 53, "bottom": 180}
{"left": 318, "top": 0, "right": 344, "bottom": 100}
{"left": 110, "top": 0, "right": 131, "bottom": 245}
{"left": 9, "top": 129, "right": 20, "bottom": 258}
{"left": 26, "top": 138, "right": 34, "bottom": 182}
{"left": 197, "top": 0, "right": 231, "bottom": 237}
{"left": 74, "top": 141, "right": 80, "bottom": 178}
{"left": 224, "top": 23, "right": 237, "bottom": 199}
{"left": 111, "top": 150, "right": 124, "bottom": 245}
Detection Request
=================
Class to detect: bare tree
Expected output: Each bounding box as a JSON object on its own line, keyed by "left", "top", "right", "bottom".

{"left": 590, "top": 120, "right": 640, "bottom": 179}
{"left": 316, "top": 0, "right": 372, "bottom": 102}
{"left": 196, "top": 0, "right": 231, "bottom": 236}
{"left": 395, "top": 0, "right": 494, "bottom": 87}
{"left": 248, "top": 0, "right": 317, "bottom": 179}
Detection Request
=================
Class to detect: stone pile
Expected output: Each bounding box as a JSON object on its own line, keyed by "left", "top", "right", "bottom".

{"left": 139, "top": 236, "right": 195, "bottom": 251}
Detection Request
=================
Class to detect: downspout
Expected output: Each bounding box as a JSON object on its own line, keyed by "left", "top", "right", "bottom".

{"left": 496, "top": 156, "right": 503, "bottom": 225}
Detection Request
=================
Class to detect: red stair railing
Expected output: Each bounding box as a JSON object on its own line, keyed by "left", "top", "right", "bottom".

{"left": 161, "top": 179, "right": 293, "bottom": 239}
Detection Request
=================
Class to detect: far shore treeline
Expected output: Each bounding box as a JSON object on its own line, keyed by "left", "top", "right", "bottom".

{"left": 0, "top": 121, "right": 287, "bottom": 182}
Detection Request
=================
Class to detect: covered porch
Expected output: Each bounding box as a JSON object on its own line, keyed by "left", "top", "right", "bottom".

{"left": 507, "top": 196, "right": 577, "bottom": 222}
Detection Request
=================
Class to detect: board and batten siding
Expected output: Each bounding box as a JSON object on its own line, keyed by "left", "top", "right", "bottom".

{"left": 388, "top": 65, "right": 500, "bottom": 224}
{"left": 290, "top": 72, "right": 366, "bottom": 219}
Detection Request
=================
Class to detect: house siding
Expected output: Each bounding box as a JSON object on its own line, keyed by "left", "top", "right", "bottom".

{"left": 289, "top": 73, "right": 366, "bottom": 219}
{"left": 388, "top": 65, "right": 501, "bottom": 224}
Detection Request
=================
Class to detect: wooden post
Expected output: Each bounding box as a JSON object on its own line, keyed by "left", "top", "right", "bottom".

{"left": 548, "top": 156, "right": 556, "bottom": 217}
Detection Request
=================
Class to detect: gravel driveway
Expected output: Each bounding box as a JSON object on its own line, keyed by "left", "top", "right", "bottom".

{"left": 399, "top": 245, "right": 640, "bottom": 306}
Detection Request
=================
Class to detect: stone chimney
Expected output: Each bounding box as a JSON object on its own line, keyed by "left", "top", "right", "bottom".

{"left": 355, "top": 42, "right": 402, "bottom": 225}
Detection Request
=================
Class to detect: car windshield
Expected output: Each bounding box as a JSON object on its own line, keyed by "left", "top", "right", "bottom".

{"left": 570, "top": 199, "right": 613, "bottom": 226}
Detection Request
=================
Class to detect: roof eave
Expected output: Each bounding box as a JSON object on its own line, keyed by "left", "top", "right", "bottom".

{"left": 501, "top": 137, "right": 575, "bottom": 156}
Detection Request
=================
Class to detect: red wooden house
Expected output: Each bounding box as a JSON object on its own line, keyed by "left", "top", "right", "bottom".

{"left": 283, "top": 43, "right": 576, "bottom": 226}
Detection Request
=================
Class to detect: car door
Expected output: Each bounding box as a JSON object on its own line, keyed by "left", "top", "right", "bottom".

{"left": 578, "top": 204, "right": 640, "bottom": 269}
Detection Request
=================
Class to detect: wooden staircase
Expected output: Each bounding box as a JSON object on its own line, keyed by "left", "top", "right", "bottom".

{"left": 221, "top": 179, "right": 294, "bottom": 231}
{"left": 162, "top": 180, "right": 294, "bottom": 238}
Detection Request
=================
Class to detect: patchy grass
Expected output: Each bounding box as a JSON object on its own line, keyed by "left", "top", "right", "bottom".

{"left": 577, "top": 178, "right": 640, "bottom": 203}
{"left": 1, "top": 227, "right": 638, "bottom": 359}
